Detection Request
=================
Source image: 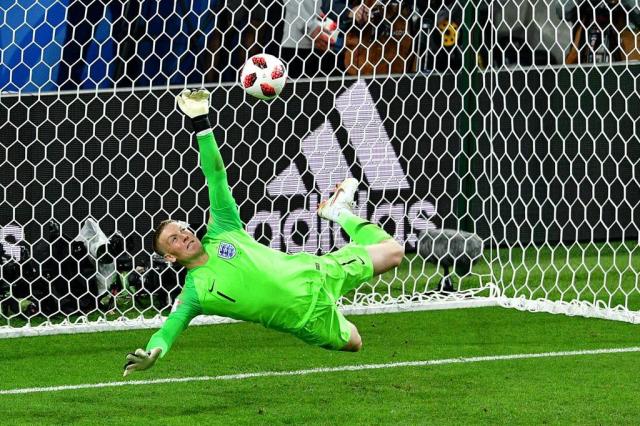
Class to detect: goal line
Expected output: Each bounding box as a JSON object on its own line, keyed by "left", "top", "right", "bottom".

{"left": 2, "top": 346, "right": 639, "bottom": 396}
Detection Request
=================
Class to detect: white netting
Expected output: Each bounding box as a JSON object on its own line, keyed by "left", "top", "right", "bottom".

{"left": 0, "top": 0, "right": 639, "bottom": 337}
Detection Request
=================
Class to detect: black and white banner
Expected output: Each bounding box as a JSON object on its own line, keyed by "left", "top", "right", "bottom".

{"left": 0, "top": 76, "right": 451, "bottom": 258}
{"left": 1, "top": 70, "right": 638, "bottom": 261}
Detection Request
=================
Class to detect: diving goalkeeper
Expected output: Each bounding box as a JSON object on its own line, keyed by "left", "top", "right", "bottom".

{"left": 123, "top": 89, "right": 404, "bottom": 376}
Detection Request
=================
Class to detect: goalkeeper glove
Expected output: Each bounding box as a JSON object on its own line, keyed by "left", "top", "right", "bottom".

{"left": 123, "top": 348, "right": 162, "bottom": 377}
{"left": 176, "top": 88, "right": 211, "bottom": 133}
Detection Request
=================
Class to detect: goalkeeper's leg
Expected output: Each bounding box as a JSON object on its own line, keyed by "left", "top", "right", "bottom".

{"left": 318, "top": 178, "right": 404, "bottom": 275}
{"left": 314, "top": 178, "right": 404, "bottom": 353}
{"left": 342, "top": 321, "right": 362, "bottom": 352}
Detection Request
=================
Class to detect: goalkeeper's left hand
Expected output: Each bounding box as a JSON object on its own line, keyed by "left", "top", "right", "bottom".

{"left": 123, "top": 348, "right": 162, "bottom": 377}
{"left": 177, "top": 88, "right": 210, "bottom": 118}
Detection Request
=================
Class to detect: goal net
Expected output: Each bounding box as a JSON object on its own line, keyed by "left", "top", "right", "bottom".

{"left": 0, "top": 0, "right": 638, "bottom": 337}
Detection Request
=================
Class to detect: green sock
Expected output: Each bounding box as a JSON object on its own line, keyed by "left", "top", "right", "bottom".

{"left": 336, "top": 211, "right": 392, "bottom": 245}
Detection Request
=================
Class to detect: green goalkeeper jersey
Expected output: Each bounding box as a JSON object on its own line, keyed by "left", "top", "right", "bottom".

{"left": 146, "top": 131, "right": 325, "bottom": 356}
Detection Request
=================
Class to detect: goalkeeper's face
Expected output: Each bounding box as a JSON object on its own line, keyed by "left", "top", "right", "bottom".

{"left": 157, "top": 222, "right": 204, "bottom": 264}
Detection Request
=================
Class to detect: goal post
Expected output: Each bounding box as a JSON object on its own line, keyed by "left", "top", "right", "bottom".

{"left": 488, "top": 63, "right": 640, "bottom": 323}
{"left": 1, "top": 1, "right": 639, "bottom": 338}
{"left": 0, "top": 76, "right": 501, "bottom": 338}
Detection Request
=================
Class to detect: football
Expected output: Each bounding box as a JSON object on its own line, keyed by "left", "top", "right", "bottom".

{"left": 240, "top": 54, "right": 287, "bottom": 100}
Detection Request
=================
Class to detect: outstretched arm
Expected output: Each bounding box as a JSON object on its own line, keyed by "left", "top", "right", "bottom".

{"left": 177, "top": 88, "right": 225, "bottom": 179}
{"left": 123, "top": 283, "right": 201, "bottom": 376}
{"left": 197, "top": 131, "right": 237, "bottom": 213}
{"left": 177, "top": 88, "right": 243, "bottom": 232}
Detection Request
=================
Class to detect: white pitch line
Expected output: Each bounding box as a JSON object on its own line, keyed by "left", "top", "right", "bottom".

{"left": 2, "top": 346, "right": 639, "bottom": 396}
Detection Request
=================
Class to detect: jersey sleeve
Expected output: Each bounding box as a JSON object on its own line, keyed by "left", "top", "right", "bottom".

{"left": 146, "top": 280, "right": 202, "bottom": 357}
{"left": 197, "top": 130, "right": 243, "bottom": 235}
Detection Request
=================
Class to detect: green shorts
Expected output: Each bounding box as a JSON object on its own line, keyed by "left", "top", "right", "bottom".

{"left": 294, "top": 244, "right": 374, "bottom": 350}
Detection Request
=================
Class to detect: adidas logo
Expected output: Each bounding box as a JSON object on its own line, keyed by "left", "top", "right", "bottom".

{"left": 247, "top": 80, "right": 436, "bottom": 253}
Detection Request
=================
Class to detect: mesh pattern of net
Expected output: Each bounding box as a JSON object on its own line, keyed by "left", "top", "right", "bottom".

{"left": 0, "top": 0, "right": 638, "bottom": 333}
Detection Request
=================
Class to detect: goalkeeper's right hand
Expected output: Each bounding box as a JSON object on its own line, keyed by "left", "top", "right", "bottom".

{"left": 176, "top": 88, "right": 210, "bottom": 118}
{"left": 123, "top": 348, "right": 162, "bottom": 377}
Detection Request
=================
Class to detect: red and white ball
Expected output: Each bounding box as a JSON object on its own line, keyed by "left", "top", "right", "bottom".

{"left": 240, "top": 54, "right": 287, "bottom": 101}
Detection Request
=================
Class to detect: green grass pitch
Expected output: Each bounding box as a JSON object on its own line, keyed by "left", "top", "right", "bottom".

{"left": 0, "top": 242, "right": 639, "bottom": 425}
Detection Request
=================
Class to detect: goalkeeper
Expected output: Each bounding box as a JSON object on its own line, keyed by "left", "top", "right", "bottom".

{"left": 123, "top": 89, "right": 404, "bottom": 376}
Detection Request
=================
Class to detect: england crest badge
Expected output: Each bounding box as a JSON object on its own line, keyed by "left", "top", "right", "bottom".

{"left": 218, "top": 242, "right": 237, "bottom": 259}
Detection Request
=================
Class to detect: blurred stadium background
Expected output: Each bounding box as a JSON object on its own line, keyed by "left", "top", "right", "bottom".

{"left": 1, "top": 0, "right": 639, "bottom": 423}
